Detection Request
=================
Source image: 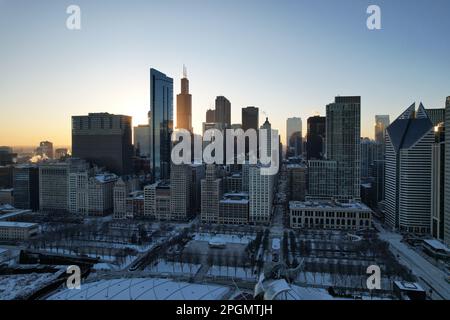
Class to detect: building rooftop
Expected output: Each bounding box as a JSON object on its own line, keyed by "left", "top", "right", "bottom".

{"left": 289, "top": 200, "right": 371, "bottom": 211}
{"left": 423, "top": 239, "right": 450, "bottom": 253}
{"left": 0, "top": 221, "right": 38, "bottom": 228}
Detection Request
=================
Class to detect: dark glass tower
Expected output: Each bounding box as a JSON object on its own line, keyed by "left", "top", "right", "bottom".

{"left": 306, "top": 116, "right": 325, "bottom": 160}
{"left": 242, "top": 106, "right": 259, "bottom": 131}
{"left": 149, "top": 68, "right": 173, "bottom": 182}
{"left": 72, "top": 113, "right": 133, "bottom": 175}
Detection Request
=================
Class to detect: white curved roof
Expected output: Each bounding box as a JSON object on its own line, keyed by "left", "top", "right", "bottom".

{"left": 47, "top": 278, "right": 229, "bottom": 300}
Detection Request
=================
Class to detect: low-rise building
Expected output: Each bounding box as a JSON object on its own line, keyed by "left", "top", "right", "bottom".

{"left": 0, "top": 188, "right": 14, "bottom": 206}
{"left": 0, "top": 221, "right": 39, "bottom": 241}
{"left": 289, "top": 200, "right": 372, "bottom": 230}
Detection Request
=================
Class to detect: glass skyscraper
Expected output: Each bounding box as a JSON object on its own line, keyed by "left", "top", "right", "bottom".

{"left": 149, "top": 68, "right": 173, "bottom": 182}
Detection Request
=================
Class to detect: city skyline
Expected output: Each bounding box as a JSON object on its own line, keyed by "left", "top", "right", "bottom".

{"left": 2, "top": 0, "right": 450, "bottom": 146}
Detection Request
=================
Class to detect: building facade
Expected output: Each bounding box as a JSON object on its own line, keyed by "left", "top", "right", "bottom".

{"left": 249, "top": 164, "right": 274, "bottom": 224}
{"left": 385, "top": 103, "right": 434, "bottom": 233}
{"left": 218, "top": 193, "right": 249, "bottom": 225}
{"left": 289, "top": 200, "right": 372, "bottom": 230}
{"left": 201, "top": 165, "right": 223, "bottom": 224}
{"left": 72, "top": 113, "right": 133, "bottom": 175}
{"left": 326, "top": 96, "right": 361, "bottom": 201}
{"left": 13, "top": 165, "right": 39, "bottom": 211}
{"left": 176, "top": 67, "right": 192, "bottom": 132}
{"left": 149, "top": 68, "right": 173, "bottom": 181}
{"left": 306, "top": 116, "right": 325, "bottom": 160}
{"left": 286, "top": 117, "right": 302, "bottom": 157}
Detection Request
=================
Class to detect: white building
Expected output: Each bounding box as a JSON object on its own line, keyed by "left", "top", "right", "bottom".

{"left": 39, "top": 159, "right": 89, "bottom": 213}
{"left": 249, "top": 164, "right": 275, "bottom": 224}
{"left": 144, "top": 181, "right": 171, "bottom": 220}
{"left": 113, "top": 176, "right": 139, "bottom": 219}
{"left": 385, "top": 103, "right": 434, "bottom": 234}
{"left": 201, "top": 165, "right": 223, "bottom": 224}
{"left": 69, "top": 171, "right": 118, "bottom": 216}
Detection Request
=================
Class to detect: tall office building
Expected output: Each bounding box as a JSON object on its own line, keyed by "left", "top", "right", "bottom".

{"left": 72, "top": 113, "right": 133, "bottom": 175}
{"left": 260, "top": 117, "right": 272, "bottom": 158}
{"left": 286, "top": 117, "right": 302, "bottom": 157}
{"left": 374, "top": 115, "right": 390, "bottom": 159}
{"left": 249, "top": 164, "right": 274, "bottom": 224}
{"left": 445, "top": 97, "right": 450, "bottom": 246}
{"left": 36, "top": 141, "right": 53, "bottom": 159}
{"left": 13, "top": 164, "right": 39, "bottom": 211}
{"left": 242, "top": 107, "right": 259, "bottom": 131}
{"left": 326, "top": 96, "right": 361, "bottom": 201}
{"left": 39, "top": 159, "right": 89, "bottom": 213}
{"left": 385, "top": 103, "right": 434, "bottom": 233}
{"left": 176, "top": 66, "right": 192, "bottom": 132}
{"left": 200, "top": 165, "right": 223, "bottom": 223}
{"left": 425, "top": 108, "right": 445, "bottom": 127}
{"left": 215, "top": 96, "right": 231, "bottom": 128}
{"left": 170, "top": 163, "right": 192, "bottom": 221}
{"left": 361, "top": 138, "right": 379, "bottom": 179}
{"left": 287, "top": 164, "right": 307, "bottom": 201}
{"left": 306, "top": 116, "right": 326, "bottom": 160}
{"left": 206, "top": 109, "right": 215, "bottom": 123}
{"left": 134, "top": 124, "right": 151, "bottom": 157}
{"left": 149, "top": 68, "right": 173, "bottom": 181}
{"left": 431, "top": 123, "right": 445, "bottom": 240}
{"left": 307, "top": 160, "right": 337, "bottom": 200}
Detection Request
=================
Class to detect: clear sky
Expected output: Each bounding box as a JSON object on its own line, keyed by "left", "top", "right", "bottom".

{"left": 1, "top": 0, "right": 450, "bottom": 147}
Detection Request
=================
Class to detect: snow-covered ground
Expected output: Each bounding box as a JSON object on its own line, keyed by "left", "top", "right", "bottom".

{"left": 375, "top": 221, "right": 450, "bottom": 300}
{"left": 193, "top": 233, "right": 254, "bottom": 245}
{"left": 295, "top": 272, "right": 392, "bottom": 290}
{"left": 0, "top": 273, "right": 60, "bottom": 300}
{"left": 145, "top": 261, "right": 201, "bottom": 275}
{"left": 47, "top": 278, "right": 230, "bottom": 300}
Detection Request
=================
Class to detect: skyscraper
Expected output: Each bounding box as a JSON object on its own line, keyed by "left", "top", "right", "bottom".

{"left": 249, "top": 164, "right": 274, "bottom": 224}
{"left": 306, "top": 116, "right": 325, "bottom": 160}
{"left": 72, "top": 113, "right": 133, "bottom": 175}
{"left": 170, "top": 163, "right": 192, "bottom": 221}
{"left": 215, "top": 96, "right": 231, "bottom": 128}
{"left": 39, "top": 159, "right": 89, "bottom": 213}
{"left": 176, "top": 66, "right": 192, "bottom": 132}
{"left": 326, "top": 96, "right": 361, "bottom": 201}
{"left": 201, "top": 164, "right": 223, "bottom": 224}
{"left": 13, "top": 164, "right": 39, "bottom": 211}
{"left": 242, "top": 107, "right": 259, "bottom": 131}
{"left": 431, "top": 123, "right": 445, "bottom": 240}
{"left": 445, "top": 96, "right": 450, "bottom": 246}
{"left": 385, "top": 103, "right": 434, "bottom": 233}
{"left": 286, "top": 117, "right": 302, "bottom": 157}
{"left": 374, "top": 115, "right": 390, "bottom": 158}
{"left": 149, "top": 68, "right": 173, "bottom": 181}
{"left": 360, "top": 138, "right": 379, "bottom": 179}
{"left": 374, "top": 115, "right": 390, "bottom": 145}
{"left": 425, "top": 108, "right": 445, "bottom": 127}
{"left": 206, "top": 109, "right": 215, "bottom": 123}
{"left": 133, "top": 124, "right": 151, "bottom": 157}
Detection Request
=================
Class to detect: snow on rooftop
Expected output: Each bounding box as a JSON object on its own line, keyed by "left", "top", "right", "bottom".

{"left": 289, "top": 200, "right": 371, "bottom": 211}
{"left": 0, "top": 221, "right": 38, "bottom": 228}
{"left": 423, "top": 239, "right": 450, "bottom": 252}
{"left": 47, "top": 278, "right": 230, "bottom": 300}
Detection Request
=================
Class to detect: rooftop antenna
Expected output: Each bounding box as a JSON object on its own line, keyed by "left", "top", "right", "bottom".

{"left": 183, "top": 64, "right": 187, "bottom": 78}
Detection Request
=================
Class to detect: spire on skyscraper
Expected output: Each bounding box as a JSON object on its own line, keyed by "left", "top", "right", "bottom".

{"left": 183, "top": 64, "right": 187, "bottom": 79}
